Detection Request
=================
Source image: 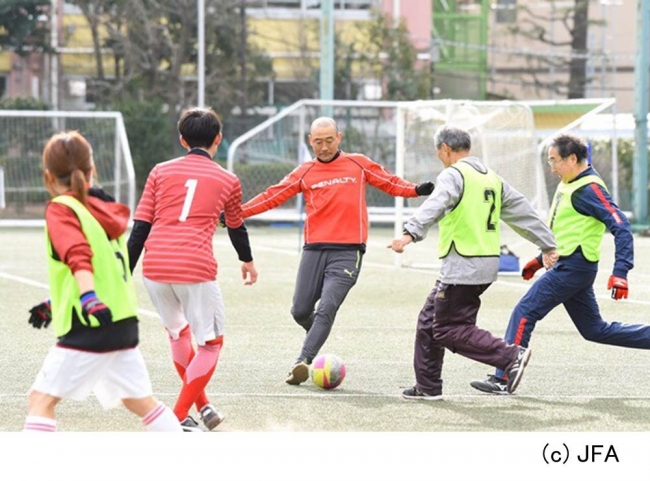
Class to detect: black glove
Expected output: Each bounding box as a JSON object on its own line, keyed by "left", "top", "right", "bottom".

{"left": 80, "top": 291, "right": 113, "bottom": 327}
{"left": 415, "top": 181, "right": 434, "bottom": 196}
{"left": 28, "top": 299, "right": 52, "bottom": 329}
{"left": 218, "top": 211, "right": 226, "bottom": 228}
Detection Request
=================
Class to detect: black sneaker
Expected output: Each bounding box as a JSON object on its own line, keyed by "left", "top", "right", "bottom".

{"left": 199, "top": 404, "right": 225, "bottom": 431}
{"left": 285, "top": 361, "right": 309, "bottom": 385}
{"left": 470, "top": 375, "right": 508, "bottom": 395}
{"left": 402, "top": 386, "right": 442, "bottom": 401}
{"left": 506, "top": 347, "right": 532, "bottom": 394}
{"left": 180, "top": 416, "right": 203, "bottom": 432}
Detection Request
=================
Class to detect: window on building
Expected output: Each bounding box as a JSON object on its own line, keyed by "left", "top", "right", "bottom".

{"left": 267, "top": 0, "right": 301, "bottom": 7}
{"left": 495, "top": 0, "right": 517, "bottom": 23}
{"left": 338, "top": 0, "right": 375, "bottom": 9}
{"left": 0, "top": 76, "right": 6, "bottom": 98}
{"left": 273, "top": 80, "right": 316, "bottom": 105}
{"left": 307, "top": 0, "right": 376, "bottom": 9}
{"left": 248, "top": 0, "right": 377, "bottom": 10}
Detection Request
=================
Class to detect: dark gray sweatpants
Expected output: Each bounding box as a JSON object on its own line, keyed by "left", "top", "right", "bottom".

{"left": 291, "top": 248, "right": 363, "bottom": 364}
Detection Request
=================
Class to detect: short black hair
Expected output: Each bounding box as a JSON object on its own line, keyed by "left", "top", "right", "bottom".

{"left": 549, "top": 132, "right": 588, "bottom": 163}
{"left": 177, "top": 107, "right": 222, "bottom": 149}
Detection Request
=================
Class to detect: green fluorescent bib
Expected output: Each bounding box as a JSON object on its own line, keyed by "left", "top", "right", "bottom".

{"left": 547, "top": 174, "right": 607, "bottom": 262}
{"left": 46, "top": 195, "right": 138, "bottom": 337}
{"left": 438, "top": 161, "right": 503, "bottom": 259}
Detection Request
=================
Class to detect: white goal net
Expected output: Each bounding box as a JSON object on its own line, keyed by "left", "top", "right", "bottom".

{"left": 227, "top": 98, "right": 616, "bottom": 265}
{"left": 395, "top": 99, "right": 544, "bottom": 214}
{"left": 228, "top": 100, "right": 545, "bottom": 223}
{"left": 393, "top": 100, "right": 544, "bottom": 267}
{"left": 0, "top": 110, "right": 135, "bottom": 226}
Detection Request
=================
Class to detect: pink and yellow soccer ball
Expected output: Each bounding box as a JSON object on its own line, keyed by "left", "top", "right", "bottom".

{"left": 311, "top": 354, "right": 346, "bottom": 389}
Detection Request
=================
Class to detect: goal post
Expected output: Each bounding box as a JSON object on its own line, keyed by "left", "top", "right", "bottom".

{"left": 228, "top": 99, "right": 546, "bottom": 222}
{"left": 393, "top": 98, "right": 618, "bottom": 268}
{"left": 0, "top": 110, "right": 135, "bottom": 226}
{"left": 393, "top": 100, "right": 543, "bottom": 265}
{"left": 226, "top": 99, "right": 403, "bottom": 223}
{"left": 226, "top": 98, "right": 618, "bottom": 265}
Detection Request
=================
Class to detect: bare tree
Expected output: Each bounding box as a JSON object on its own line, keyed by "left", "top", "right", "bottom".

{"left": 498, "top": 0, "right": 600, "bottom": 98}
{"left": 567, "top": 0, "right": 589, "bottom": 98}
{"left": 266, "top": 10, "right": 431, "bottom": 104}
{"left": 73, "top": 0, "right": 106, "bottom": 80}
{"left": 360, "top": 11, "right": 432, "bottom": 101}
{"left": 69, "top": 0, "right": 272, "bottom": 115}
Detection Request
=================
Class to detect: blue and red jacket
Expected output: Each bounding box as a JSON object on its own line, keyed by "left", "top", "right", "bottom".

{"left": 544, "top": 166, "right": 633, "bottom": 278}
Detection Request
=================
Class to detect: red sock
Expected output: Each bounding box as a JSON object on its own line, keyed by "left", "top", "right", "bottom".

{"left": 168, "top": 325, "right": 209, "bottom": 411}
{"left": 173, "top": 337, "right": 223, "bottom": 421}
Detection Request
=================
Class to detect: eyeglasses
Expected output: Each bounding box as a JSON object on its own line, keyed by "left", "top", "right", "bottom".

{"left": 547, "top": 158, "right": 564, "bottom": 166}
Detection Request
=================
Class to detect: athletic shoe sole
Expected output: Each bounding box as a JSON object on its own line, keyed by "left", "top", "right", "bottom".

{"left": 469, "top": 380, "right": 509, "bottom": 395}
{"left": 203, "top": 415, "right": 224, "bottom": 431}
{"left": 180, "top": 417, "right": 203, "bottom": 432}
{"left": 401, "top": 392, "right": 443, "bottom": 401}
{"left": 200, "top": 409, "right": 225, "bottom": 431}
{"left": 181, "top": 425, "right": 203, "bottom": 433}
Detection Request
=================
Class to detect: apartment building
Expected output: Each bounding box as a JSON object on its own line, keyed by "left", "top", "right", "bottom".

{"left": 0, "top": 0, "right": 431, "bottom": 109}
{"left": 0, "top": 0, "right": 639, "bottom": 112}
{"left": 486, "top": 0, "right": 637, "bottom": 112}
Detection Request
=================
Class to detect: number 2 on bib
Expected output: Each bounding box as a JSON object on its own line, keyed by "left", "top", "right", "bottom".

{"left": 484, "top": 188, "right": 497, "bottom": 231}
{"left": 179, "top": 179, "right": 198, "bottom": 222}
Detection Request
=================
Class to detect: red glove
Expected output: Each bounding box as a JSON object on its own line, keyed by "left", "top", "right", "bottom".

{"left": 521, "top": 258, "right": 543, "bottom": 280}
{"left": 607, "top": 275, "right": 628, "bottom": 300}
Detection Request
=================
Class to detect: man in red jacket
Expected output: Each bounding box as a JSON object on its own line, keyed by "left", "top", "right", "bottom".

{"left": 243, "top": 117, "right": 434, "bottom": 384}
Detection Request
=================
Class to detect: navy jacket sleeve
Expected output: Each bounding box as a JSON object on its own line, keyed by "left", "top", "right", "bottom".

{"left": 572, "top": 178, "right": 633, "bottom": 278}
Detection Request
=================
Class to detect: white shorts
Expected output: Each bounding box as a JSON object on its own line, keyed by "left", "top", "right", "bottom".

{"left": 31, "top": 346, "right": 153, "bottom": 410}
{"left": 143, "top": 278, "right": 225, "bottom": 345}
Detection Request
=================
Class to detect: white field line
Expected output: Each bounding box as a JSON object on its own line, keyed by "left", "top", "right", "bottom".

{"left": 214, "top": 242, "right": 650, "bottom": 307}
{"left": 0, "top": 271, "right": 162, "bottom": 320}
{"left": 0, "top": 272, "right": 48, "bottom": 289}
{"left": 0, "top": 391, "right": 649, "bottom": 401}
{"left": 5, "top": 240, "right": 650, "bottom": 309}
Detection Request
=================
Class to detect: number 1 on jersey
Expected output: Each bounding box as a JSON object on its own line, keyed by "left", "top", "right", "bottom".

{"left": 179, "top": 179, "right": 198, "bottom": 222}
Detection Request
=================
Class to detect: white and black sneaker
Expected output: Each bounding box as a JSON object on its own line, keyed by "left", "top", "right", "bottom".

{"left": 402, "top": 386, "right": 443, "bottom": 401}
{"left": 199, "top": 404, "right": 225, "bottom": 431}
{"left": 180, "top": 416, "right": 203, "bottom": 432}
{"left": 470, "top": 375, "right": 509, "bottom": 395}
{"left": 506, "top": 347, "right": 532, "bottom": 394}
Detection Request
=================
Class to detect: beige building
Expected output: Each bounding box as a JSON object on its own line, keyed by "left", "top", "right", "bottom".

{"left": 0, "top": 0, "right": 431, "bottom": 108}
{"left": 487, "top": 0, "right": 638, "bottom": 112}
{"left": 0, "top": 0, "right": 641, "bottom": 112}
